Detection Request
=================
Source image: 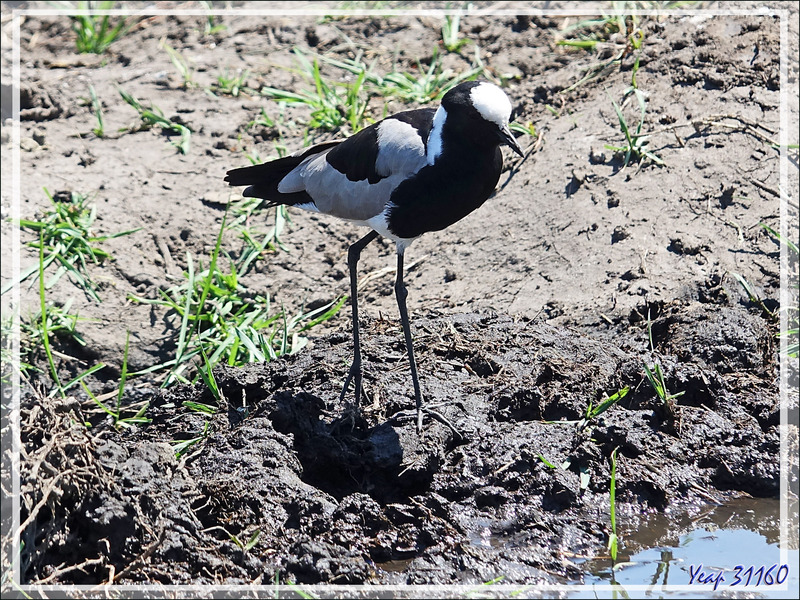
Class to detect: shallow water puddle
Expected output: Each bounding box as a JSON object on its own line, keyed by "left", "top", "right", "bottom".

{"left": 570, "top": 497, "right": 798, "bottom": 598}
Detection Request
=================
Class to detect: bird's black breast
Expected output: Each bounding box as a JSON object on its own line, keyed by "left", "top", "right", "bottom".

{"left": 386, "top": 146, "right": 503, "bottom": 239}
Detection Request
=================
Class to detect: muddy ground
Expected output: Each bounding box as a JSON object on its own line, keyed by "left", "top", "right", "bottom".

{"left": 1, "top": 0, "right": 799, "bottom": 593}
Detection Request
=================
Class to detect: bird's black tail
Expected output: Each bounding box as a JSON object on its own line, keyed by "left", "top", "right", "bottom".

{"left": 224, "top": 140, "right": 340, "bottom": 206}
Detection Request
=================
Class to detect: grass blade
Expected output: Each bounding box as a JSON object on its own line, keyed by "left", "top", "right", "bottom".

{"left": 59, "top": 362, "right": 106, "bottom": 396}
{"left": 117, "top": 330, "right": 131, "bottom": 415}
{"left": 589, "top": 386, "right": 630, "bottom": 419}
{"left": 608, "top": 447, "right": 619, "bottom": 561}
{"left": 38, "top": 232, "right": 64, "bottom": 398}
{"left": 198, "top": 345, "right": 222, "bottom": 403}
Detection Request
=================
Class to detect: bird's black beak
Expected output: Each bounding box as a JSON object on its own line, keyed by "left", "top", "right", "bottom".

{"left": 499, "top": 124, "right": 524, "bottom": 157}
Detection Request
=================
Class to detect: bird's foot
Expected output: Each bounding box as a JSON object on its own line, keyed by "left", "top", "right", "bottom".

{"left": 388, "top": 403, "right": 464, "bottom": 441}
{"left": 329, "top": 401, "right": 366, "bottom": 436}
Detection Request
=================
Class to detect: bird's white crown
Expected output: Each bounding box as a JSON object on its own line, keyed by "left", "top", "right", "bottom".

{"left": 469, "top": 82, "right": 512, "bottom": 128}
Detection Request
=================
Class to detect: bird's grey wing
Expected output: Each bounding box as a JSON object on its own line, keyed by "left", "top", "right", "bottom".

{"left": 278, "top": 109, "right": 435, "bottom": 221}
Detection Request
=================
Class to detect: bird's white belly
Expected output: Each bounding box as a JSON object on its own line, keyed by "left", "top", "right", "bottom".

{"left": 360, "top": 210, "right": 415, "bottom": 254}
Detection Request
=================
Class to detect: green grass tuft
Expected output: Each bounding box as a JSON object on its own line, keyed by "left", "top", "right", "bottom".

{"left": 160, "top": 39, "right": 196, "bottom": 89}
{"left": 199, "top": 0, "right": 226, "bottom": 35}
{"left": 211, "top": 68, "right": 253, "bottom": 98}
{"left": 3, "top": 189, "right": 139, "bottom": 301}
{"left": 260, "top": 45, "right": 485, "bottom": 138}
{"left": 17, "top": 298, "right": 94, "bottom": 385}
{"left": 128, "top": 211, "right": 345, "bottom": 387}
{"left": 643, "top": 311, "right": 684, "bottom": 413}
{"left": 261, "top": 48, "right": 370, "bottom": 134}
{"left": 583, "top": 386, "right": 630, "bottom": 425}
{"left": 88, "top": 84, "right": 104, "bottom": 137}
{"left": 760, "top": 223, "right": 799, "bottom": 356}
{"left": 441, "top": 11, "right": 470, "bottom": 53}
{"left": 730, "top": 271, "right": 777, "bottom": 322}
{"left": 605, "top": 90, "right": 664, "bottom": 169}
{"left": 80, "top": 330, "right": 150, "bottom": 428}
{"left": 312, "top": 46, "right": 483, "bottom": 104}
{"left": 118, "top": 87, "right": 193, "bottom": 154}
{"left": 55, "top": 0, "right": 135, "bottom": 54}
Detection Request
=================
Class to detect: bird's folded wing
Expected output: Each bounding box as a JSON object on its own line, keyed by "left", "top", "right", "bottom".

{"left": 225, "top": 109, "right": 435, "bottom": 222}
{"left": 279, "top": 109, "right": 435, "bottom": 221}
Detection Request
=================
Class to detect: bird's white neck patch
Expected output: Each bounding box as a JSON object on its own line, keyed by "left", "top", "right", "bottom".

{"left": 426, "top": 105, "right": 447, "bottom": 164}
{"left": 470, "top": 83, "right": 512, "bottom": 128}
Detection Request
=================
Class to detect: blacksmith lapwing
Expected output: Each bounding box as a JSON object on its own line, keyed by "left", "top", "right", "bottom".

{"left": 225, "top": 80, "right": 523, "bottom": 433}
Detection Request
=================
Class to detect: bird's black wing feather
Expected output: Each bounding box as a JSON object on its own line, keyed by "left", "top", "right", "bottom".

{"left": 325, "top": 108, "right": 435, "bottom": 184}
{"left": 224, "top": 140, "right": 341, "bottom": 206}
{"left": 325, "top": 126, "right": 382, "bottom": 184}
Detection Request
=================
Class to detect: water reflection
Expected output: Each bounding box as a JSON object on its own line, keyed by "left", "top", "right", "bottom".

{"left": 572, "top": 497, "right": 798, "bottom": 598}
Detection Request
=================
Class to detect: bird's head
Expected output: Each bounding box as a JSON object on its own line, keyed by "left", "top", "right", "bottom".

{"left": 441, "top": 81, "right": 524, "bottom": 157}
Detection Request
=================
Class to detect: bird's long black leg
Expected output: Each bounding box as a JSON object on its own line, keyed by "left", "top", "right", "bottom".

{"left": 394, "top": 251, "right": 424, "bottom": 433}
{"left": 339, "top": 230, "right": 380, "bottom": 411}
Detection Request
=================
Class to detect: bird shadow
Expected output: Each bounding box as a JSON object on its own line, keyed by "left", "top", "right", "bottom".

{"left": 267, "top": 390, "right": 443, "bottom": 504}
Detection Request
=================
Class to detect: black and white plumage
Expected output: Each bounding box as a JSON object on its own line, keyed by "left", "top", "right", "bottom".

{"left": 225, "top": 80, "right": 523, "bottom": 433}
